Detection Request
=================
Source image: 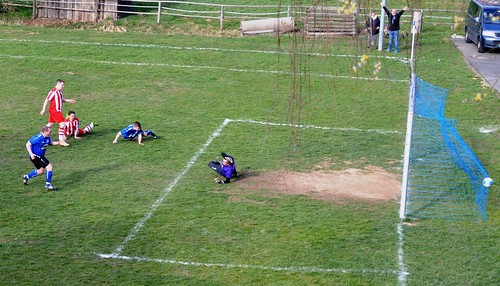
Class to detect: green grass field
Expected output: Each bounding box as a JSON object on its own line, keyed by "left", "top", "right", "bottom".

{"left": 0, "top": 6, "right": 499, "bottom": 285}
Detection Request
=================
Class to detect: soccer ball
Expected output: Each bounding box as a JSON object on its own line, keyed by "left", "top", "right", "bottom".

{"left": 482, "top": 177, "right": 493, "bottom": 188}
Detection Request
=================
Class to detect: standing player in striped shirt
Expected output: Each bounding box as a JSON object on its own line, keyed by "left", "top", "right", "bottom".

{"left": 63, "top": 110, "right": 95, "bottom": 141}
{"left": 40, "top": 79, "right": 76, "bottom": 147}
{"left": 22, "top": 126, "right": 63, "bottom": 190}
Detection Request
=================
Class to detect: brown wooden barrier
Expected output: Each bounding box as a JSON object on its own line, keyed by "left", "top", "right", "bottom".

{"left": 305, "top": 6, "right": 357, "bottom": 37}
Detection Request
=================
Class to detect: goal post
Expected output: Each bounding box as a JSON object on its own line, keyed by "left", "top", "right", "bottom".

{"left": 399, "top": 74, "right": 415, "bottom": 219}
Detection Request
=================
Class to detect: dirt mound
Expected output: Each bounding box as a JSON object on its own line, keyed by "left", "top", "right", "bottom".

{"left": 235, "top": 166, "right": 401, "bottom": 202}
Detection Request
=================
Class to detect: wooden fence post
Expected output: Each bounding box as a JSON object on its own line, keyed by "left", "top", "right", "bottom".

{"left": 220, "top": 5, "right": 224, "bottom": 29}
{"left": 32, "top": 0, "right": 37, "bottom": 19}
{"left": 94, "top": 0, "right": 99, "bottom": 22}
{"left": 157, "top": 1, "right": 161, "bottom": 24}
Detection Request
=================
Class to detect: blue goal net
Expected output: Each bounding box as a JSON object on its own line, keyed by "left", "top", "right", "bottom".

{"left": 401, "top": 76, "right": 490, "bottom": 221}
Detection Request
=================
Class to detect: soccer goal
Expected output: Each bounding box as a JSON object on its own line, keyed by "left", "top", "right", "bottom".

{"left": 399, "top": 75, "right": 491, "bottom": 221}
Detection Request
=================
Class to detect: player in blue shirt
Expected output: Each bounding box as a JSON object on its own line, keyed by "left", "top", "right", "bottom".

{"left": 112, "top": 121, "right": 157, "bottom": 145}
{"left": 208, "top": 152, "right": 237, "bottom": 184}
{"left": 22, "top": 126, "right": 63, "bottom": 190}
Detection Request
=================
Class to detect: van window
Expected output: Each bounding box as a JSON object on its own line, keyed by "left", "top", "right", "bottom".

{"left": 468, "top": 1, "right": 480, "bottom": 18}
{"left": 483, "top": 8, "right": 500, "bottom": 24}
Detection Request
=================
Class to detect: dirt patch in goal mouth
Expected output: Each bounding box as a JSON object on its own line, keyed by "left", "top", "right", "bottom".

{"left": 234, "top": 166, "right": 401, "bottom": 202}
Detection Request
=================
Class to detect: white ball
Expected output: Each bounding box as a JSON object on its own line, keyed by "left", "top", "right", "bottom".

{"left": 482, "top": 177, "right": 494, "bottom": 188}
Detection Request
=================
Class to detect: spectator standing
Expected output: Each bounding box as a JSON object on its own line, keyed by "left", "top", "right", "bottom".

{"left": 381, "top": 2, "right": 408, "bottom": 53}
{"left": 365, "top": 11, "right": 381, "bottom": 49}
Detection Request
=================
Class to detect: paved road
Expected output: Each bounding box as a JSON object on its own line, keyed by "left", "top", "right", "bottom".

{"left": 451, "top": 36, "right": 500, "bottom": 95}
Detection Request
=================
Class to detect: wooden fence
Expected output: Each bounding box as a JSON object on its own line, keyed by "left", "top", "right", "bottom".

{"left": 34, "top": 0, "right": 118, "bottom": 22}
{"left": 31, "top": 0, "right": 297, "bottom": 26}
{"left": 2, "top": 0, "right": 463, "bottom": 30}
{"left": 305, "top": 6, "right": 357, "bottom": 37}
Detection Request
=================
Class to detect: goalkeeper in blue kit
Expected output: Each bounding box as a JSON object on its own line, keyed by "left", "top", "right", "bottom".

{"left": 208, "top": 152, "right": 237, "bottom": 184}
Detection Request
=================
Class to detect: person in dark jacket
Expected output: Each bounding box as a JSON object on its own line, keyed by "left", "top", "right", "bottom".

{"left": 381, "top": 2, "right": 408, "bottom": 53}
{"left": 365, "top": 11, "right": 381, "bottom": 49}
{"left": 208, "top": 152, "right": 237, "bottom": 184}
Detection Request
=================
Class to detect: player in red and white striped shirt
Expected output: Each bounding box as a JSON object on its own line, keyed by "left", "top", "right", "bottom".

{"left": 40, "top": 79, "right": 76, "bottom": 147}
{"left": 63, "top": 110, "right": 94, "bottom": 141}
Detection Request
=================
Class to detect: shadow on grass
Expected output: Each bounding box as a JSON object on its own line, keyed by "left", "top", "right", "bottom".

{"left": 62, "top": 164, "right": 116, "bottom": 189}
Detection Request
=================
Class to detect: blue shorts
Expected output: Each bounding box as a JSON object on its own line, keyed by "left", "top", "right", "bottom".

{"left": 121, "top": 131, "right": 137, "bottom": 140}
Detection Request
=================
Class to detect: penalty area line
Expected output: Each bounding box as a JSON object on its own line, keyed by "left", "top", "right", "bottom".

{"left": 0, "top": 54, "right": 407, "bottom": 83}
{"left": 96, "top": 253, "right": 399, "bottom": 276}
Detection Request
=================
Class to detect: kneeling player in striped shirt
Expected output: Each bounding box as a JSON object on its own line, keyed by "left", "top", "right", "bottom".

{"left": 63, "top": 110, "right": 95, "bottom": 141}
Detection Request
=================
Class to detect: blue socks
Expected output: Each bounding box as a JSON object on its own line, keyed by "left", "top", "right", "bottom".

{"left": 46, "top": 171, "right": 53, "bottom": 184}
{"left": 28, "top": 169, "right": 38, "bottom": 179}
{"left": 144, "top": 130, "right": 157, "bottom": 138}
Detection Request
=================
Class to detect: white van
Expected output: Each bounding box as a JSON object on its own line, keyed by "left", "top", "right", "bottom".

{"left": 464, "top": 0, "right": 500, "bottom": 52}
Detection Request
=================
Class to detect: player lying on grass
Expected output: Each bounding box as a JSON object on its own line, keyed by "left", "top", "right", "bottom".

{"left": 22, "top": 126, "right": 63, "bottom": 190}
{"left": 112, "top": 121, "right": 157, "bottom": 145}
{"left": 63, "top": 110, "right": 95, "bottom": 141}
{"left": 208, "top": 152, "right": 237, "bottom": 184}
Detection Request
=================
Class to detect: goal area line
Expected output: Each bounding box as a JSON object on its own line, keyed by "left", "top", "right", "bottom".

{"left": 96, "top": 118, "right": 407, "bottom": 283}
{"left": 96, "top": 252, "right": 401, "bottom": 276}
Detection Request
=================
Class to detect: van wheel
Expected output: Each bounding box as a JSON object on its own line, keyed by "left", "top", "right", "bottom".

{"left": 465, "top": 28, "right": 472, "bottom": 43}
{"left": 477, "top": 37, "right": 485, "bottom": 53}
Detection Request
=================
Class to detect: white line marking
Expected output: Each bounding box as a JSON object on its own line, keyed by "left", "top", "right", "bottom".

{"left": 230, "top": 119, "right": 401, "bottom": 134}
{"left": 111, "top": 118, "right": 230, "bottom": 255}
{"left": 397, "top": 222, "right": 409, "bottom": 286}
{"left": 97, "top": 253, "right": 399, "bottom": 275}
{"left": 0, "top": 38, "right": 409, "bottom": 63}
{"left": 0, "top": 54, "right": 407, "bottom": 83}
{"left": 479, "top": 125, "right": 499, "bottom": 133}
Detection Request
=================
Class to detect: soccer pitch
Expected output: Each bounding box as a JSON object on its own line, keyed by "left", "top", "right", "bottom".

{"left": 1, "top": 25, "right": 498, "bottom": 285}
{"left": 97, "top": 118, "right": 407, "bottom": 282}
